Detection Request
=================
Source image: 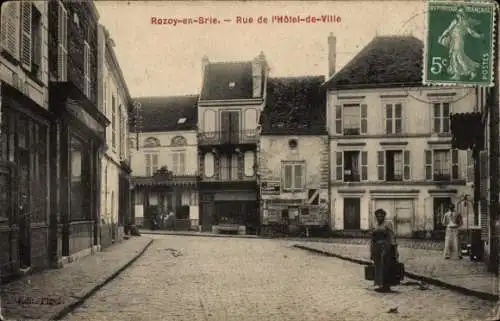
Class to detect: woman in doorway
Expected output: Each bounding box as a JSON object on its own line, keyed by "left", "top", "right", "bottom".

{"left": 370, "top": 208, "right": 399, "bottom": 293}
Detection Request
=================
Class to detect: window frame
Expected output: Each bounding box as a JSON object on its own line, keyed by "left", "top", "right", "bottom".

{"left": 432, "top": 102, "right": 451, "bottom": 134}
{"left": 281, "top": 161, "right": 306, "bottom": 192}
{"left": 384, "top": 102, "right": 403, "bottom": 134}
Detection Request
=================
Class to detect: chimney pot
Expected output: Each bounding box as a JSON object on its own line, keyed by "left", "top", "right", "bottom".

{"left": 328, "top": 34, "right": 337, "bottom": 77}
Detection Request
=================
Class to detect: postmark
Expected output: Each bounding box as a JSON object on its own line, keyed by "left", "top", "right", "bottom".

{"left": 423, "top": 1, "right": 496, "bottom": 87}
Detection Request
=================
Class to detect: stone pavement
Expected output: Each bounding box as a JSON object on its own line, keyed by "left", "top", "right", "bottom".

{"left": 63, "top": 235, "right": 493, "bottom": 321}
{"left": 1, "top": 236, "right": 153, "bottom": 321}
{"left": 293, "top": 241, "right": 498, "bottom": 301}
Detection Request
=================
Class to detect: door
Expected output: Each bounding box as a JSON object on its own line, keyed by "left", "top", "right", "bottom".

{"left": 343, "top": 198, "right": 361, "bottom": 230}
{"left": 18, "top": 149, "right": 31, "bottom": 268}
{"left": 200, "top": 202, "right": 213, "bottom": 232}
{"left": 395, "top": 199, "right": 414, "bottom": 237}
{"left": 433, "top": 197, "right": 451, "bottom": 231}
{"left": 221, "top": 111, "right": 239, "bottom": 144}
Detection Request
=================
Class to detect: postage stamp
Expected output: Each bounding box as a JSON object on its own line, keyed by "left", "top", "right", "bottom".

{"left": 423, "top": 1, "right": 496, "bottom": 87}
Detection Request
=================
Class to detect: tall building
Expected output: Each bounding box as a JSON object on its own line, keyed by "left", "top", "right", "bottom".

{"left": 197, "top": 53, "right": 268, "bottom": 234}
{"left": 0, "top": 1, "right": 51, "bottom": 276}
{"left": 325, "top": 35, "right": 475, "bottom": 238}
{"left": 130, "top": 96, "right": 199, "bottom": 230}
{"left": 97, "top": 25, "right": 133, "bottom": 248}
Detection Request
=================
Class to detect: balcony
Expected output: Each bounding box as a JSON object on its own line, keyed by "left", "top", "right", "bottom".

{"left": 433, "top": 173, "right": 451, "bottom": 182}
{"left": 132, "top": 170, "right": 199, "bottom": 188}
{"left": 202, "top": 166, "right": 256, "bottom": 183}
{"left": 198, "top": 130, "right": 258, "bottom": 146}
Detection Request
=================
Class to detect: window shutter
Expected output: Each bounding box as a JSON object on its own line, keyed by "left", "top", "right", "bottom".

{"left": 84, "top": 41, "right": 91, "bottom": 97}
{"left": 385, "top": 104, "right": 392, "bottom": 134}
{"left": 180, "top": 152, "right": 185, "bottom": 174}
{"left": 377, "top": 151, "right": 385, "bottom": 181}
{"left": 335, "top": 105, "right": 342, "bottom": 134}
{"left": 360, "top": 104, "right": 368, "bottom": 134}
{"left": 466, "top": 150, "right": 474, "bottom": 182}
{"left": 283, "top": 164, "right": 292, "bottom": 189}
{"left": 145, "top": 154, "right": 151, "bottom": 176}
{"left": 1, "top": 2, "right": 20, "bottom": 59}
{"left": 361, "top": 151, "right": 368, "bottom": 181}
{"left": 57, "top": 1, "right": 68, "bottom": 81}
{"left": 424, "top": 150, "right": 433, "bottom": 180}
{"left": 433, "top": 103, "right": 441, "bottom": 133}
{"left": 403, "top": 150, "right": 411, "bottom": 180}
{"left": 394, "top": 103, "right": 402, "bottom": 134}
{"left": 20, "top": 2, "right": 32, "bottom": 70}
{"left": 451, "top": 149, "right": 459, "bottom": 179}
{"left": 479, "top": 150, "right": 488, "bottom": 199}
{"left": 335, "top": 152, "right": 343, "bottom": 181}
{"left": 294, "top": 164, "right": 304, "bottom": 189}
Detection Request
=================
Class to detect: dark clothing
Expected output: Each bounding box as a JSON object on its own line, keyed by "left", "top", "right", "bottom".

{"left": 371, "top": 221, "right": 397, "bottom": 287}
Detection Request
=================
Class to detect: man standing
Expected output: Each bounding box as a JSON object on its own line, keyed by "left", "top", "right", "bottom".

{"left": 442, "top": 203, "right": 463, "bottom": 259}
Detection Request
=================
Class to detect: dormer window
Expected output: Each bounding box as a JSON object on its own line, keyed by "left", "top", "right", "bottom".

{"left": 177, "top": 117, "right": 186, "bottom": 124}
{"left": 228, "top": 81, "right": 236, "bottom": 88}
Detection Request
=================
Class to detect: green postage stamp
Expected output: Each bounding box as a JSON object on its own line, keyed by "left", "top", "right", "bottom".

{"left": 423, "top": 1, "right": 496, "bottom": 87}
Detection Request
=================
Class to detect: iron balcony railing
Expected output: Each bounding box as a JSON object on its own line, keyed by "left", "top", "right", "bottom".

{"left": 198, "top": 129, "right": 258, "bottom": 146}
{"left": 202, "top": 166, "right": 256, "bottom": 182}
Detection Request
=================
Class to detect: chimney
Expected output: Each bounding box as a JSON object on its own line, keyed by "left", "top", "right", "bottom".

{"left": 252, "top": 51, "right": 266, "bottom": 98}
{"left": 201, "top": 55, "right": 209, "bottom": 72}
{"left": 328, "top": 33, "right": 336, "bottom": 77}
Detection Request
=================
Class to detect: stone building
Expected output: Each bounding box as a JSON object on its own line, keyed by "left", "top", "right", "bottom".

{"left": 258, "top": 76, "right": 329, "bottom": 236}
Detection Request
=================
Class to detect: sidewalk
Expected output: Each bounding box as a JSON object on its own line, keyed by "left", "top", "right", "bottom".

{"left": 140, "top": 229, "right": 259, "bottom": 239}
{"left": 293, "top": 241, "right": 498, "bottom": 302}
{"left": 1, "top": 236, "right": 153, "bottom": 321}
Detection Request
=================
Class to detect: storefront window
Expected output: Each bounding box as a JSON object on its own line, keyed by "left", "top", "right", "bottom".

{"left": 70, "top": 136, "right": 86, "bottom": 221}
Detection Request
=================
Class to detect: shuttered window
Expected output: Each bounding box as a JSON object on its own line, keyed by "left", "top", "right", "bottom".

{"left": 20, "top": 2, "right": 32, "bottom": 70}
{"left": 57, "top": 1, "right": 68, "bottom": 81}
{"left": 0, "top": 2, "right": 20, "bottom": 59}
{"left": 83, "top": 41, "right": 91, "bottom": 98}
{"left": 145, "top": 153, "right": 159, "bottom": 176}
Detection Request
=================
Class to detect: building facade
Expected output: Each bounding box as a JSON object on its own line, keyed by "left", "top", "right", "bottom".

{"left": 325, "top": 35, "right": 475, "bottom": 238}
{"left": 197, "top": 54, "right": 268, "bottom": 234}
{"left": 48, "top": 0, "right": 107, "bottom": 263}
{"left": 97, "top": 25, "right": 133, "bottom": 248}
{"left": 0, "top": 1, "right": 51, "bottom": 277}
{"left": 258, "top": 76, "right": 329, "bottom": 236}
{"left": 130, "top": 96, "right": 199, "bottom": 230}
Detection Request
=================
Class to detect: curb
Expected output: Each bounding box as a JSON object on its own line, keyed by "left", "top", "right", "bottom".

{"left": 293, "top": 244, "right": 498, "bottom": 302}
{"left": 141, "top": 231, "right": 259, "bottom": 239}
{"left": 46, "top": 238, "right": 154, "bottom": 321}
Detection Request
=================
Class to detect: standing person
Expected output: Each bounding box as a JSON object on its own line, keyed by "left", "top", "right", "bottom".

{"left": 370, "top": 209, "right": 399, "bottom": 293}
{"left": 442, "top": 203, "right": 463, "bottom": 259}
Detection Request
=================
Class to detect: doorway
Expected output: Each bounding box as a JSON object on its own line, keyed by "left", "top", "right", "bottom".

{"left": 18, "top": 148, "right": 31, "bottom": 268}
{"left": 343, "top": 198, "right": 361, "bottom": 230}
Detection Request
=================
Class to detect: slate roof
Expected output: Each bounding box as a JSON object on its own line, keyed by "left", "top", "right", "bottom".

{"left": 130, "top": 95, "right": 198, "bottom": 132}
{"left": 200, "top": 61, "right": 259, "bottom": 101}
{"left": 324, "top": 36, "right": 423, "bottom": 89}
{"left": 261, "top": 76, "right": 326, "bottom": 135}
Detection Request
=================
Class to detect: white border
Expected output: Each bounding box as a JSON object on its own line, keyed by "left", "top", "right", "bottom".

{"left": 422, "top": 0, "right": 497, "bottom": 88}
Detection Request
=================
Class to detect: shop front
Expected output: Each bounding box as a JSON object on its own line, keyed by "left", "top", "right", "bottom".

{"left": 49, "top": 82, "right": 109, "bottom": 261}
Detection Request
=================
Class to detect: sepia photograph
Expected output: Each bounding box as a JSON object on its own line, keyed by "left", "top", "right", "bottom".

{"left": 0, "top": 0, "right": 498, "bottom": 320}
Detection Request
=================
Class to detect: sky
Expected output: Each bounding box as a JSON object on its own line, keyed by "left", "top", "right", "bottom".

{"left": 95, "top": 0, "right": 426, "bottom": 98}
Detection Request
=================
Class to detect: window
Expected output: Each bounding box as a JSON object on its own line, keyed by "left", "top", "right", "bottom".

{"left": 282, "top": 161, "right": 305, "bottom": 192}
{"left": 220, "top": 154, "right": 239, "bottom": 181}
{"left": 144, "top": 137, "right": 160, "bottom": 148}
{"left": 171, "top": 136, "right": 187, "bottom": 147}
{"left": 70, "top": 136, "right": 90, "bottom": 221}
{"left": 425, "top": 149, "right": 459, "bottom": 181}
{"left": 335, "top": 104, "right": 368, "bottom": 135}
{"left": 145, "top": 153, "right": 158, "bottom": 176}
{"left": 83, "top": 40, "right": 91, "bottom": 98}
{"left": 111, "top": 96, "right": 116, "bottom": 151}
{"left": 30, "top": 5, "right": 42, "bottom": 77}
{"left": 228, "top": 81, "right": 236, "bottom": 88}
{"left": 172, "top": 151, "right": 185, "bottom": 175}
{"left": 385, "top": 103, "right": 402, "bottom": 134}
{"left": 377, "top": 150, "right": 411, "bottom": 181}
{"left": 433, "top": 197, "right": 452, "bottom": 230}
{"left": 20, "top": 2, "right": 32, "bottom": 71}
{"left": 335, "top": 151, "right": 368, "bottom": 182}
{"left": 243, "top": 151, "right": 255, "bottom": 177}
{"left": 204, "top": 152, "right": 215, "bottom": 177}
{"left": 1, "top": 2, "right": 21, "bottom": 60}
{"left": 57, "top": 1, "right": 68, "bottom": 81}
{"left": 177, "top": 117, "right": 186, "bottom": 124}
{"left": 433, "top": 102, "right": 451, "bottom": 133}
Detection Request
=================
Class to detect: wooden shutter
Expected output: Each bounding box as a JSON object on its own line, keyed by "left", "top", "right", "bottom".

{"left": 403, "top": 150, "right": 411, "bottom": 180}
{"left": 424, "top": 150, "right": 433, "bottom": 180}
{"left": 466, "top": 150, "right": 474, "bottom": 182}
{"left": 479, "top": 150, "right": 489, "bottom": 199}
{"left": 283, "top": 164, "right": 292, "bottom": 189}
{"left": 361, "top": 151, "right": 368, "bottom": 181}
{"left": 360, "top": 104, "right": 368, "bottom": 134}
{"left": 84, "top": 41, "right": 90, "bottom": 97}
{"left": 451, "top": 149, "right": 459, "bottom": 180}
{"left": 57, "top": 1, "right": 68, "bottom": 81}
{"left": 20, "top": 2, "right": 32, "bottom": 70}
{"left": 394, "top": 103, "right": 402, "bottom": 134}
{"left": 335, "top": 152, "right": 343, "bottom": 181}
{"left": 432, "top": 103, "right": 441, "bottom": 133}
{"left": 145, "top": 154, "right": 151, "bottom": 176}
{"left": 335, "top": 105, "right": 342, "bottom": 134}
{"left": 294, "top": 164, "right": 304, "bottom": 189}
{"left": 1, "top": 2, "right": 20, "bottom": 59}
{"left": 377, "top": 151, "right": 385, "bottom": 180}
{"left": 385, "top": 104, "right": 392, "bottom": 134}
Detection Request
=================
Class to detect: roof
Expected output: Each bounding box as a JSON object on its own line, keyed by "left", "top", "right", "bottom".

{"left": 324, "top": 36, "right": 423, "bottom": 89}
{"left": 261, "top": 76, "right": 327, "bottom": 135}
{"left": 130, "top": 95, "right": 198, "bottom": 132}
{"left": 200, "top": 61, "right": 257, "bottom": 101}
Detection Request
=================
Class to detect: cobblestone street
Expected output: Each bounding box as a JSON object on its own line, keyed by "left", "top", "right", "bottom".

{"left": 64, "top": 235, "right": 493, "bottom": 321}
